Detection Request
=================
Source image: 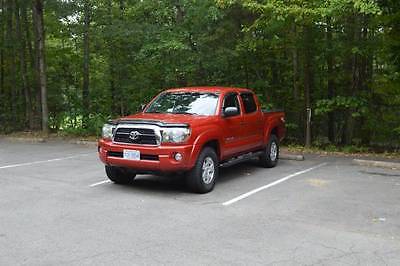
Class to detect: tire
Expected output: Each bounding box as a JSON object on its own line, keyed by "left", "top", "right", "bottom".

{"left": 186, "top": 147, "right": 219, "bottom": 194}
{"left": 105, "top": 165, "right": 136, "bottom": 184}
{"left": 259, "top": 134, "right": 279, "bottom": 168}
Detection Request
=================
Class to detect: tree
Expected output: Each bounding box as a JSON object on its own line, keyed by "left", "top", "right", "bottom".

{"left": 32, "top": 0, "right": 48, "bottom": 134}
{"left": 82, "top": 0, "right": 91, "bottom": 128}
{"left": 303, "top": 24, "right": 314, "bottom": 147}
{"left": 0, "top": 0, "right": 399, "bottom": 150}
{"left": 15, "top": 0, "right": 33, "bottom": 129}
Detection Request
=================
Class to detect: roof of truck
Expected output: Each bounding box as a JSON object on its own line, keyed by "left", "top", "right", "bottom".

{"left": 165, "top": 86, "right": 253, "bottom": 94}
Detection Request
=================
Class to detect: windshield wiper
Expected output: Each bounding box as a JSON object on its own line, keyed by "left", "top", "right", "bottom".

{"left": 172, "top": 111, "right": 197, "bottom": 115}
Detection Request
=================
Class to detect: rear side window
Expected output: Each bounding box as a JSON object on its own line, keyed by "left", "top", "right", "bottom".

{"left": 240, "top": 93, "right": 257, "bottom": 113}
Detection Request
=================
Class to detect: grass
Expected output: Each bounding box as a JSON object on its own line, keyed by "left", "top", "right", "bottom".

{"left": 0, "top": 131, "right": 98, "bottom": 142}
{"left": 283, "top": 143, "right": 400, "bottom": 160}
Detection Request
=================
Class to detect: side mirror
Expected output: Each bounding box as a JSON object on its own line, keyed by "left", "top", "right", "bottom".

{"left": 223, "top": 107, "right": 239, "bottom": 117}
{"left": 139, "top": 104, "right": 147, "bottom": 112}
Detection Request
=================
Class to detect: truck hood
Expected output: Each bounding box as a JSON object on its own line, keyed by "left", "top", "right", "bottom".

{"left": 116, "top": 113, "right": 217, "bottom": 128}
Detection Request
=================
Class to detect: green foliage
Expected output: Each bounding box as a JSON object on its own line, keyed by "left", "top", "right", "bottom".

{"left": 315, "top": 96, "right": 368, "bottom": 118}
{"left": 393, "top": 127, "right": 400, "bottom": 137}
{"left": 0, "top": 0, "right": 399, "bottom": 152}
{"left": 58, "top": 113, "right": 109, "bottom": 137}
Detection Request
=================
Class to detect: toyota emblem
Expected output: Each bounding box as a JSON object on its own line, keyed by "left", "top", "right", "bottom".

{"left": 129, "top": 131, "right": 141, "bottom": 140}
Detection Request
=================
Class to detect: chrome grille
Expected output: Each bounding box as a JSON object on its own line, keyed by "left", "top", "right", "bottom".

{"left": 113, "top": 125, "right": 160, "bottom": 145}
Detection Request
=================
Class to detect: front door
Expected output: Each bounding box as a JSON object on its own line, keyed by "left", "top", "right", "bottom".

{"left": 220, "top": 93, "right": 244, "bottom": 158}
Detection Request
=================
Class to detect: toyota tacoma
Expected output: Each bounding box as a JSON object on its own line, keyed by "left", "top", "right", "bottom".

{"left": 98, "top": 87, "right": 285, "bottom": 193}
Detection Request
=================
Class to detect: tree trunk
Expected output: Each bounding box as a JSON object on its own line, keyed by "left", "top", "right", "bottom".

{"left": 6, "top": 0, "right": 18, "bottom": 125}
{"left": 345, "top": 15, "right": 362, "bottom": 145}
{"left": 32, "top": 0, "right": 48, "bottom": 134}
{"left": 82, "top": 0, "right": 90, "bottom": 128}
{"left": 292, "top": 27, "right": 299, "bottom": 100}
{"left": 360, "top": 15, "right": 371, "bottom": 145}
{"left": 22, "top": 2, "right": 40, "bottom": 129}
{"left": 0, "top": 0, "right": 4, "bottom": 105}
{"left": 16, "top": 0, "right": 33, "bottom": 130}
{"left": 326, "top": 17, "right": 335, "bottom": 143}
{"left": 270, "top": 51, "right": 279, "bottom": 92}
{"left": 106, "top": 0, "right": 117, "bottom": 115}
{"left": 291, "top": 23, "right": 302, "bottom": 140}
{"left": 175, "top": 0, "right": 184, "bottom": 23}
{"left": 303, "top": 25, "right": 313, "bottom": 147}
{"left": 31, "top": 0, "right": 42, "bottom": 130}
{"left": 118, "top": 0, "right": 125, "bottom": 115}
{"left": 342, "top": 15, "right": 354, "bottom": 145}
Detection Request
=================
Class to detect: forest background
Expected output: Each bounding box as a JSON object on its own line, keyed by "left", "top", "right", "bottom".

{"left": 0, "top": 0, "right": 399, "bottom": 152}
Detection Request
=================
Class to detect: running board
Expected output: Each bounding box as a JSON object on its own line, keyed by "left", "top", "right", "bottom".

{"left": 219, "top": 151, "right": 263, "bottom": 168}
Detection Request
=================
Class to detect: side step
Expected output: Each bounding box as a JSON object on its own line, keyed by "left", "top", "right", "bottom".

{"left": 219, "top": 151, "right": 263, "bottom": 168}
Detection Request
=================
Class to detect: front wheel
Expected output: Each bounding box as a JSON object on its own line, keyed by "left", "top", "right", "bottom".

{"left": 105, "top": 166, "right": 136, "bottom": 184}
{"left": 259, "top": 134, "right": 279, "bottom": 168}
{"left": 186, "top": 147, "right": 219, "bottom": 193}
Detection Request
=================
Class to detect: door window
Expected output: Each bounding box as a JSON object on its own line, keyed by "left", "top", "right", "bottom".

{"left": 240, "top": 93, "right": 257, "bottom": 113}
{"left": 223, "top": 93, "right": 241, "bottom": 116}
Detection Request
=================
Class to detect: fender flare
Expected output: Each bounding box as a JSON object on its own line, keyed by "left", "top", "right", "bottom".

{"left": 188, "top": 128, "right": 222, "bottom": 167}
{"left": 263, "top": 121, "right": 281, "bottom": 145}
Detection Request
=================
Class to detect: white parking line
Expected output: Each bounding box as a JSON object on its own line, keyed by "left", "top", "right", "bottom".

{"left": 89, "top": 180, "right": 111, "bottom": 187}
{"left": 0, "top": 153, "right": 93, "bottom": 170}
{"left": 222, "top": 163, "right": 327, "bottom": 206}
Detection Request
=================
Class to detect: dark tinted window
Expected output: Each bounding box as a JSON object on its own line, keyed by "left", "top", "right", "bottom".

{"left": 240, "top": 93, "right": 257, "bottom": 113}
{"left": 145, "top": 92, "right": 219, "bottom": 115}
{"left": 223, "top": 94, "right": 240, "bottom": 115}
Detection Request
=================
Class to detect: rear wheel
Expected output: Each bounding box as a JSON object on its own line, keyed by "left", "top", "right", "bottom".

{"left": 105, "top": 166, "right": 136, "bottom": 184}
{"left": 186, "top": 147, "right": 219, "bottom": 193}
{"left": 259, "top": 134, "right": 279, "bottom": 168}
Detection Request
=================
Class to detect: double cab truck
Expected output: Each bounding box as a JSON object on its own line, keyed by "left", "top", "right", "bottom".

{"left": 98, "top": 87, "right": 285, "bottom": 193}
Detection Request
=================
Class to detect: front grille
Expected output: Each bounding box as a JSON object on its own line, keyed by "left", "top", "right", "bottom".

{"left": 113, "top": 127, "right": 157, "bottom": 145}
{"left": 107, "top": 151, "right": 159, "bottom": 161}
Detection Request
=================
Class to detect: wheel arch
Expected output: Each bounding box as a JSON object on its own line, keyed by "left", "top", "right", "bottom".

{"left": 201, "top": 139, "right": 220, "bottom": 159}
{"left": 264, "top": 124, "right": 284, "bottom": 144}
{"left": 189, "top": 129, "right": 222, "bottom": 168}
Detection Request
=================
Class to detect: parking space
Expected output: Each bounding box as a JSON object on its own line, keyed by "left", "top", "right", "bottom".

{"left": 0, "top": 140, "right": 399, "bottom": 265}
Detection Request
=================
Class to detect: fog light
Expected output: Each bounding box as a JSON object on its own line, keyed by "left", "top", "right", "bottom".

{"left": 174, "top": 153, "right": 183, "bottom": 161}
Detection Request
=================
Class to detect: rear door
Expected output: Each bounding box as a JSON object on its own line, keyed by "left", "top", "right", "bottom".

{"left": 220, "top": 92, "right": 244, "bottom": 158}
{"left": 239, "top": 92, "right": 264, "bottom": 151}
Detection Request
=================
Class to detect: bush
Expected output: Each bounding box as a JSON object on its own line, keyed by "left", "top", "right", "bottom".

{"left": 57, "top": 113, "right": 110, "bottom": 137}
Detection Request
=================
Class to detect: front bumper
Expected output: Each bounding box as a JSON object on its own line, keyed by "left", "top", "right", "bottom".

{"left": 98, "top": 139, "right": 195, "bottom": 172}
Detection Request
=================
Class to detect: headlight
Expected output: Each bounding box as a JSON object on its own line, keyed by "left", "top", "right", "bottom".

{"left": 102, "top": 124, "right": 116, "bottom": 139}
{"left": 161, "top": 127, "right": 190, "bottom": 143}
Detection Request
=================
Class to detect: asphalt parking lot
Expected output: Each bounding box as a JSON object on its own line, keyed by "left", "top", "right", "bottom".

{"left": 0, "top": 140, "right": 399, "bottom": 265}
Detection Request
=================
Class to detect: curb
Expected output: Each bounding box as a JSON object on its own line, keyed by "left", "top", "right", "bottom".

{"left": 0, "top": 137, "right": 98, "bottom": 146}
{"left": 70, "top": 140, "right": 97, "bottom": 147}
{"left": 1, "top": 137, "right": 46, "bottom": 143}
{"left": 353, "top": 159, "right": 400, "bottom": 170}
{"left": 280, "top": 153, "right": 305, "bottom": 161}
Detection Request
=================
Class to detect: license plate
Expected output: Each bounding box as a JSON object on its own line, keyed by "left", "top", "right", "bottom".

{"left": 123, "top": 149, "right": 140, "bottom": 160}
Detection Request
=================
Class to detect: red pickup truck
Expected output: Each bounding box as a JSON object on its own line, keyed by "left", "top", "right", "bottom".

{"left": 98, "top": 87, "right": 285, "bottom": 193}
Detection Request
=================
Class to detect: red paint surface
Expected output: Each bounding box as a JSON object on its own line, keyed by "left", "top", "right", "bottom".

{"left": 98, "top": 87, "right": 285, "bottom": 172}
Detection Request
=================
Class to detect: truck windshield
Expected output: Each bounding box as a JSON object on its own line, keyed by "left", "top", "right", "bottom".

{"left": 145, "top": 92, "right": 219, "bottom": 115}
